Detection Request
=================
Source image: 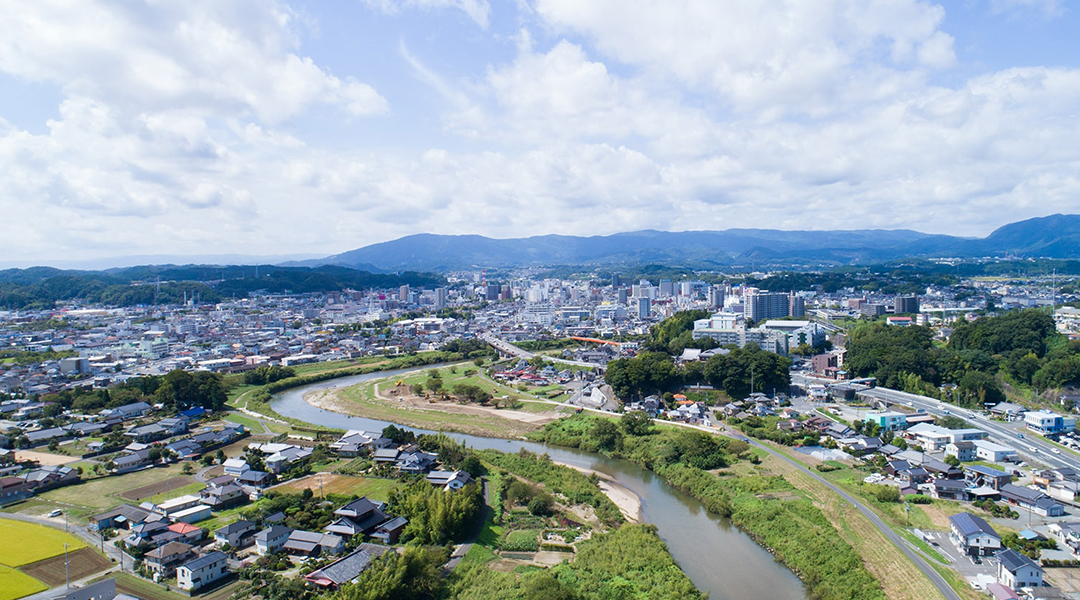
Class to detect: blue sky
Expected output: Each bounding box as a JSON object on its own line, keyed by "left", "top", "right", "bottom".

{"left": 1, "top": 0, "right": 1079, "bottom": 266}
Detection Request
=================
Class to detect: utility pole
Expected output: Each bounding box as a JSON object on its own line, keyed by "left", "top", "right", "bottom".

{"left": 64, "top": 543, "right": 70, "bottom": 589}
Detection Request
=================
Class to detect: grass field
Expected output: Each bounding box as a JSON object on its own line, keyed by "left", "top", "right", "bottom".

{"left": 39, "top": 464, "right": 187, "bottom": 510}
{"left": 270, "top": 474, "right": 398, "bottom": 502}
{"left": 19, "top": 547, "right": 111, "bottom": 586}
{"left": 120, "top": 476, "right": 199, "bottom": 502}
{"left": 0, "top": 564, "right": 46, "bottom": 600}
{"left": 0, "top": 519, "right": 87, "bottom": 567}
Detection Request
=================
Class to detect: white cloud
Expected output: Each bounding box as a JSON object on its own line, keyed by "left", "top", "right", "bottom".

{"left": 0, "top": 0, "right": 387, "bottom": 123}
{"left": 531, "top": 0, "right": 955, "bottom": 116}
{"left": 361, "top": 0, "right": 491, "bottom": 28}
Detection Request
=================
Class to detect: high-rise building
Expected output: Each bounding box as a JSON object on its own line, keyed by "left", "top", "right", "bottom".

{"left": 789, "top": 293, "right": 805, "bottom": 318}
{"left": 398, "top": 285, "right": 409, "bottom": 303}
{"left": 744, "top": 288, "right": 791, "bottom": 322}
{"left": 708, "top": 285, "right": 726, "bottom": 310}
{"left": 611, "top": 273, "right": 621, "bottom": 288}
{"left": 659, "top": 279, "right": 674, "bottom": 297}
{"left": 636, "top": 297, "right": 651, "bottom": 319}
{"left": 485, "top": 284, "right": 500, "bottom": 301}
{"left": 895, "top": 295, "right": 920, "bottom": 315}
{"left": 679, "top": 281, "right": 694, "bottom": 297}
{"left": 617, "top": 288, "right": 628, "bottom": 304}
{"left": 434, "top": 287, "right": 447, "bottom": 310}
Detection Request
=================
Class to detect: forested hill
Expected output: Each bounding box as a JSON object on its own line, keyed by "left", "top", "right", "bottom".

{"left": 0, "top": 264, "right": 444, "bottom": 310}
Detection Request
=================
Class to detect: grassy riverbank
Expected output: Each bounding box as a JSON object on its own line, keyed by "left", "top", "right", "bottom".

{"left": 535, "top": 413, "right": 894, "bottom": 600}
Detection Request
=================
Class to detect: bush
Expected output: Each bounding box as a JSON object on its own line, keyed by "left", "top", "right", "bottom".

{"left": 874, "top": 485, "right": 901, "bottom": 503}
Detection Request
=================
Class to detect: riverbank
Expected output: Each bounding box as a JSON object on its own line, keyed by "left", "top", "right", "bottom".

{"left": 301, "top": 370, "right": 569, "bottom": 439}
{"left": 552, "top": 461, "right": 643, "bottom": 523}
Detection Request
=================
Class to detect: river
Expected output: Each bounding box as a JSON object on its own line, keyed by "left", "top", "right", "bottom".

{"left": 270, "top": 368, "right": 809, "bottom": 600}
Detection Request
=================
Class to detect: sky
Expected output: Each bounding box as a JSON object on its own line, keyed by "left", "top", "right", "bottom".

{"left": 2, "top": 0, "right": 1080, "bottom": 267}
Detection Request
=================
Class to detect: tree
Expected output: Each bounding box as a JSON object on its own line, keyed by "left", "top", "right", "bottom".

{"left": 944, "top": 454, "right": 961, "bottom": 467}
{"left": 410, "top": 383, "right": 424, "bottom": 396}
{"left": 621, "top": 411, "right": 653, "bottom": 436}
{"left": 592, "top": 418, "right": 623, "bottom": 451}
{"left": 425, "top": 378, "right": 443, "bottom": 396}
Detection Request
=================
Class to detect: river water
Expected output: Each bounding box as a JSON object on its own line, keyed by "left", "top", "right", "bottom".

{"left": 270, "top": 368, "right": 809, "bottom": 600}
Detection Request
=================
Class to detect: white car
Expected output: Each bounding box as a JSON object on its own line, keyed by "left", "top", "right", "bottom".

{"left": 47, "top": 509, "right": 62, "bottom": 518}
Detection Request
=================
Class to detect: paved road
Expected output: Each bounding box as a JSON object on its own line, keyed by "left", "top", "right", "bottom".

{"left": 756, "top": 442, "right": 962, "bottom": 600}
{"left": 482, "top": 335, "right": 605, "bottom": 369}
{"left": 861, "top": 386, "right": 1076, "bottom": 470}
{"left": 1, "top": 512, "right": 131, "bottom": 600}
{"left": 647, "top": 418, "right": 963, "bottom": 600}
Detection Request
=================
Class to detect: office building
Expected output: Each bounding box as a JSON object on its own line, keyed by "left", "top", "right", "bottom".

{"left": 895, "top": 295, "right": 920, "bottom": 314}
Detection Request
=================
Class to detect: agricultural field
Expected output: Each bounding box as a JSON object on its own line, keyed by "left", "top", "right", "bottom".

{"left": 20, "top": 548, "right": 111, "bottom": 586}
{"left": 0, "top": 519, "right": 102, "bottom": 600}
{"left": 270, "top": 474, "right": 398, "bottom": 502}
{"left": 0, "top": 519, "right": 86, "bottom": 566}
{"left": 0, "top": 564, "right": 46, "bottom": 600}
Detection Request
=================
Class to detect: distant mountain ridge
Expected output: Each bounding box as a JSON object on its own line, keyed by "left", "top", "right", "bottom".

{"left": 308, "top": 214, "right": 1080, "bottom": 272}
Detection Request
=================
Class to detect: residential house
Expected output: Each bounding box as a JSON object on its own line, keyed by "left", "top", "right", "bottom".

{"left": 945, "top": 441, "right": 975, "bottom": 462}
{"left": 255, "top": 525, "right": 292, "bottom": 555}
{"left": 214, "top": 520, "right": 256, "bottom": 548}
{"left": 106, "top": 402, "right": 153, "bottom": 420}
{"left": 265, "top": 445, "right": 313, "bottom": 474}
{"left": 999, "top": 483, "right": 1065, "bottom": 517}
{"left": 26, "top": 427, "right": 71, "bottom": 447}
{"left": 237, "top": 470, "right": 273, "bottom": 488}
{"left": 88, "top": 504, "right": 151, "bottom": 531}
{"left": 0, "top": 476, "right": 31, "bottom": 506}
{"left": 158, "top": 417, "right": 188, "bottom": 436}
{"left": 932, "top": 479, "right": 968, "bottom": 501}
{"left": 425, "top": 470, "right": 473, "bottom": 491}
{"left": 396, "top": 449, "right": 438, "bottom": 474}
{"left": 325, "top": 498, "right": 392, "bottom": 538}
{"left": 330, "top": 430, "right": 392, "bottom": 457}
{"left": 965, "top": 465, "right": 1013, "bottom": 491}
{"left": 305, "top": 544, "right": 393, "bottom": 589}
{"left": 283, "top": 530, "right": 344, "bottom": 557}
{"left": 167, "top": 522, "right": 204, "bottom": 544}
{"left": 200, "top": 482, "right": 247, "bottom": 510}
{"left": 144, "top": 541, "right": 194, "bottom": 578}
{"left": 1047, "top": 522, "right": 1080, "bottom": 554}
{"left": 948, "top": 512, "right": 1001, "bottom": 557}
{"left": 222, "top": 458, "right": 250, "bottom": 477}
{"left": 990, "top": 402, "right": 1026, "bottom": 421}
{"left": 21, "top": 465, "right": 79, "bottom": 491}
{"left": 370, "top": 516, "right": 408, "bottom": 544}
{"left": 177, "top": 551, "right": 229, "bottom": 592}
{"left": 124, "top": 423, "right": 168, "bottom": 444}
{"left": 996, "top": 548, "right": 1043, "bottom": 589}
{"left": 111, "top": 448, "right": 152, "bottom": 473}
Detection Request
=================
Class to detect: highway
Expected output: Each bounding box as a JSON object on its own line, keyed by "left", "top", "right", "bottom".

{"left": 860, "top": 386, "right": 1077, "bottom": 470}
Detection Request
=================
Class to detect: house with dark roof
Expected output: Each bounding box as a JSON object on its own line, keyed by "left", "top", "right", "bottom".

{"left": 89, "top": 504, "right": 151, "bottom": 531}
{"left": 995, "top": 548, "right": 1043, "bottom": 589}
{"left": 107, "top": 402, "right": 152, "bottom": 420}
{"left": 214, "top": 520, "right": 257, "bottom": 548}
{"left": 0, "top": 476, "right": 31, "bottom": 506}
{"left": 200, "top": 483, "right": 247, "bottom": 510}
{"left": 425, "top": 470, "right": 473, "bottom": 491}
{"left": 255, "top": 525, "right": 292, "bottom": 555}
{"left": 324, "top": 498, "right": 393, "bottom": 538}
{"left": 932, "top": 479, "right": 968, "bottom": 501}
{"left": 22, "top": 465, "right": 79, "bottom": 491}
{"left": 25, "top": 427, "right": 71, "bottom": 447}
{"left": 965, "top": 465, "right": 1013, "bottom": 490}
{"left": 949, "top": 512, "right": 1001, "bottom": 556}
{"left": 305, "top": 544, "right": 393, "bottom": 588}
{"left": 999, "top": 483, "right": 1065, "bottom": 517}
{"left": 283, "top": 530, "right": 344, "bottom": 557}
{"left": 177, "top": 551, "right": 228, "bottom": 592}
{"left": 144, "top": 541, "right": 194, "bottom": 578}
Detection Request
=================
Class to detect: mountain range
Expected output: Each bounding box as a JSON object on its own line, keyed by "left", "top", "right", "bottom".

{"left": 301, "top": 214, "right": 1080, "bottom": 272}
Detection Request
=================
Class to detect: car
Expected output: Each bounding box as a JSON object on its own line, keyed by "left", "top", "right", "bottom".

{"left": 47, "top": 509, "right": 62, "bottom": 518}
{"left": 1017, "top": 433, "right": 1025, "bottom": 438}
{"left": 1052, "top": 448, "right": 1061, "bottom": 454}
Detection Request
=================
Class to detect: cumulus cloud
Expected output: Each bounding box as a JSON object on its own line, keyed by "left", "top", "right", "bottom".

{"left": 0, "top": 0, "right": 1079, "bottom": 264}
{"left": 0, "top": 0, "right": 387, "bottom": 122}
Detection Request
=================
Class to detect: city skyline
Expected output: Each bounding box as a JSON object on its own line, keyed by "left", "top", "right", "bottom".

{"left": 2, "top": 1, "right": 1080, "bottom": 264}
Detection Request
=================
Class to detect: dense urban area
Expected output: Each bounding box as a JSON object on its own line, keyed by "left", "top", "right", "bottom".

{"left": 4, "top": 260, "right": 1080, "bottom": 600}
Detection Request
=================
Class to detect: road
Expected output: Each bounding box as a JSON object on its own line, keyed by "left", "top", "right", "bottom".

{"left": 758, "top": 441, "right": 963, "bottom": 600}
{"left": 860, "top": 386, "right": 1078, "bottom": 470}
{"left": 481, "top": 334, "right": 606, "bottom": 369}
{"left": 648, "top": 418, "right": 963, "bottom": 600}
{"left": 1, "top": 511, "right": 129, "bottom": 600}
